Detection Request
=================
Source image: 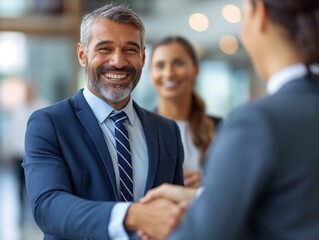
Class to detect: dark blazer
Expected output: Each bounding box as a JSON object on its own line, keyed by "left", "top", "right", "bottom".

{"left": 170, "top": 77, "right": 319, "bottom": 240}
{"left": 23, "top": 90, "right": 184, "bottom": 240}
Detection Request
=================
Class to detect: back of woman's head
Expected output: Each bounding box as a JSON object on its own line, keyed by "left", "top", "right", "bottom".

{"left": 251, "top": 0, "right": 319, "bottom": 65}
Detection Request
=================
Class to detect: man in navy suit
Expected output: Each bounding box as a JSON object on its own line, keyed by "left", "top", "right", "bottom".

{"left": 23, "top": 4, "right": 184, "bottom": 240}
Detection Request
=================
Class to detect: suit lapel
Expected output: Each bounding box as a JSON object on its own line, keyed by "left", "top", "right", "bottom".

{"left": 72, "top": 90, "right": 119, "bottom": 200}
{"left": 133, "top": 102, "right": 159, "bottom": 193}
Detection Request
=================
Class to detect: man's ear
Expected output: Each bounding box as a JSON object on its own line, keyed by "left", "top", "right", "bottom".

{"left": 141, "top": 48, "right": 146, "bottom": 67}
{"left": 77, "top": 43, "right": 86, "bottom": 67}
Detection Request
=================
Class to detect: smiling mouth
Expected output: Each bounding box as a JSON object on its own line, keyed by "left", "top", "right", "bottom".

{"left": 103, "top": 73, "right": 128, "bottom": 80}
{"left": 162, "top": 81, "right": 179, "bottom": 88}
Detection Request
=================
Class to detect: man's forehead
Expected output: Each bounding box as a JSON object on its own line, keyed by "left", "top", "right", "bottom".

{"left": 91, "top": 18, "right": 139, "bottom": 33}
{"left": 88, "top": 19, "right": 143, "bottom": 48}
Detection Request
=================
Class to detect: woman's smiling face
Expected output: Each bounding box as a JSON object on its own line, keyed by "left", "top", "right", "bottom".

{"left": 150, "top": 42, "right": 198, "bottom": 100}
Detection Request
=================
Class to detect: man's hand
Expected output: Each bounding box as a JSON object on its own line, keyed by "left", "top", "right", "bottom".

{"left": 140, "top": 183, "right": 197, "bottom": 205}
{"left": 184, "top": 170, "right": 202, "bottom": 188}
{"left": 124, "top": 198, "right": 185, "bottom": 239}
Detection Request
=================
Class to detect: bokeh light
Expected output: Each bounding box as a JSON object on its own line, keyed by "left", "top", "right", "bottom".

{"left": 188, "top": 13, "right": 209, "bottom": 32}
{"left": 222, "top": 4, "right": 241, "bottom": 24}
{"left": 219, "top": 35, "right": 239, "bottom": 55}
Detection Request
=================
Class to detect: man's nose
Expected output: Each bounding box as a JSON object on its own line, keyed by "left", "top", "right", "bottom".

{"left": 109, "top": 51, "right": 129, "bottom": 69}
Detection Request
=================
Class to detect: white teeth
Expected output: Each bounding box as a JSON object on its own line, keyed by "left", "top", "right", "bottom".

{"left": 162, "top": 81, "right": 178, "bottom": 88}
{"left": 104, "top": 73, "right": 127, "bottom": 79}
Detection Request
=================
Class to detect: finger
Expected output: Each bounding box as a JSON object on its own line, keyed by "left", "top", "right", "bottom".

{"left": 140, "top": 191, "right": 155, "bottom": 203}
{"left": 184, "top": 177, "right": 194, "bottom": 187}
{"left": 183, "top": 171, "right": 192, "bottom": 178}
{"left": 178, "top": 200, "right": 189, "bottom": 210}
{"left": 184, "top": 172, "right": 202, "bottom": 188}
{"left": 140, "top": 184, "right": 172, "bottom": 203}
{"left": 137, "top": 230, "right": 153, "bottom": 240}
{"left": 186, "top": 179, "right": 200, "bottom": 188}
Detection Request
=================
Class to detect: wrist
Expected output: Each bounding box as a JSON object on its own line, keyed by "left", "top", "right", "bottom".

{"left": 124, "top": 202, "right": 143, "bottom": 231}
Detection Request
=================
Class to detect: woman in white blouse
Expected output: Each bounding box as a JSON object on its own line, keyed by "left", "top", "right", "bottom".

{"left": 149, "top": 36, "right": 221, "bottom": 188}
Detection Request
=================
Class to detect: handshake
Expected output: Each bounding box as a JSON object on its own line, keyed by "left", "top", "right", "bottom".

{"left": 124, "top": 184, "right": 198, "bottom": 240}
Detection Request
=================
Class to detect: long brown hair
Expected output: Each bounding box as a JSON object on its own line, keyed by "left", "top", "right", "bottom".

{"left": 151, "top": 36, "right": 215, "bottom": 165}
{"left": 190, "top": 92, "right": 215, "bottom": 165}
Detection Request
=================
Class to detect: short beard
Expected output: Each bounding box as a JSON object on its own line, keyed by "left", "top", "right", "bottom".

{"left": 86, "top": 65, "right": 140, "bottom": 103}
{"left": 89, "top": 79, "right": 133, "bottom": 103}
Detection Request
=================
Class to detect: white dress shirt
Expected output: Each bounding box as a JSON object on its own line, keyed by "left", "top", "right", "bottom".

{"left": 175, "top": 120, "right": 200, "bottom": 172}
{"left": 83, "top": 87, "right": 148, "bottom": 239}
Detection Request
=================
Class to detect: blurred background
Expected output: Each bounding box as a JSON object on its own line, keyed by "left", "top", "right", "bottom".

{"left": 0, "top": 0, "right": 266, "bottom": 239}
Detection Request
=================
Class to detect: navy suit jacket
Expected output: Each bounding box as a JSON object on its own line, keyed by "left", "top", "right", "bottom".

{"left": 170, "top": 77, "right": 319, "bottom": 240}
{"left": 23, "top": 90, "right": 184, "bottom": 240}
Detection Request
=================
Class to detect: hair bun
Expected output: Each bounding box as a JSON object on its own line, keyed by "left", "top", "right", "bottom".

{"left": 264, "top": 0, "right": 319, "bottom": 15}
{"left": 296, "top": 10, "right": 319, "bottom": 64}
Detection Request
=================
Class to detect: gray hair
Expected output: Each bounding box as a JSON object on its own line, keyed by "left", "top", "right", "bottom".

{"left": 80, "top": 3, "right": 145, "bottom": 52}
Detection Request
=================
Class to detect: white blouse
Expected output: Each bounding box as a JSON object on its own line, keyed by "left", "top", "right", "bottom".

{"left": 176, "top": 120, "right": 201, "bottom": 172}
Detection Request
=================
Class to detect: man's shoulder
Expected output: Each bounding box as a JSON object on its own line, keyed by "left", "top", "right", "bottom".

{"left": 31, "top": 92, "right": 82, "bottom": 120}
{"left": 38, "top": 97, "right": 73, "bottom": 113}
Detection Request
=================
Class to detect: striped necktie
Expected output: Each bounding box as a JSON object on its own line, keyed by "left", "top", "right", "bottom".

{"left": 110, "top": 111, "right": 133, "bottom": 201}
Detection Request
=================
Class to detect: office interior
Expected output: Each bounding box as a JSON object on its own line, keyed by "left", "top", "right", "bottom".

{"left": 0, "top": 0, "right": 266, "bottom": 239}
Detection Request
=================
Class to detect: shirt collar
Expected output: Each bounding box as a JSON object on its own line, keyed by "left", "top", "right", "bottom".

{"left": 267, "top": 63, "right": 307, "bottom": 95}
{"left": 83, "top": 87, "right": 135, "bottom": 125}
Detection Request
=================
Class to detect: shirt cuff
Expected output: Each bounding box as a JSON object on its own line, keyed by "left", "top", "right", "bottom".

{"left": 108, "top": 202, "right": 132, "bottom": 240}
{"left": 196, "top": 187, "right": 204, "bottom": 198}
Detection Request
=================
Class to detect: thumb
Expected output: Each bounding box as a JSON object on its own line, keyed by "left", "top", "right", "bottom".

{"left": 178, "top": 200, "right": 189, "bottom": 210}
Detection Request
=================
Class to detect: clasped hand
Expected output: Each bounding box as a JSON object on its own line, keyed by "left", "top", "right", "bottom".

{"left": 136, "top": 183, "right": 197, "bottom": 240}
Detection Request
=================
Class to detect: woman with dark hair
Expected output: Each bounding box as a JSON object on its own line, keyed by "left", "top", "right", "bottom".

{"left": 140, "top": 0, "right": 319, "bottom": 239}
{"left": 150, "top": 36, "right": 221, "bottom": 188}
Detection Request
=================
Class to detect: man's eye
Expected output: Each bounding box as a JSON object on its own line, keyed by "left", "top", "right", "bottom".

{"left": 125, "top": 48, "right": 139, "bottom": 54}
{"left": 98, "top": 48, "right": 111, "bottom": 52}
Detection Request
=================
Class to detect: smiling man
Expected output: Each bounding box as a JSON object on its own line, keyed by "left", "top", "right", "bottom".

{"left": 23, "top": 4, "right": 184, "bottom": 240}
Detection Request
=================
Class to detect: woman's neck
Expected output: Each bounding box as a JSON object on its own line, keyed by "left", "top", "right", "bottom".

{"left": 158, "top": 94, "right": 192, "bottom": 121}
{"left": 257, "top": 22, "right": 303, "bottom": 80}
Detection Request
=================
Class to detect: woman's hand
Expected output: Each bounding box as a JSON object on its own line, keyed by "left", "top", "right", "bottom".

{"left": 184, "top": 170, "right": 202, "bottom": 188}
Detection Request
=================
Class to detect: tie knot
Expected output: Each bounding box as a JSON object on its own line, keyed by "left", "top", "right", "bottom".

{"left": 110, "top": 111, "right": 128, "bottom": 124}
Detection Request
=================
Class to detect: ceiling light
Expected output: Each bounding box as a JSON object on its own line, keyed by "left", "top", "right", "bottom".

{"left": 188, "top": 13, "right": 209, "bottom": 32}
{"left": 222, "top": 4, "right": 241, "bottom": 24}
{"left": 219, "top": 35, "right": 238, "bottom": 55}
